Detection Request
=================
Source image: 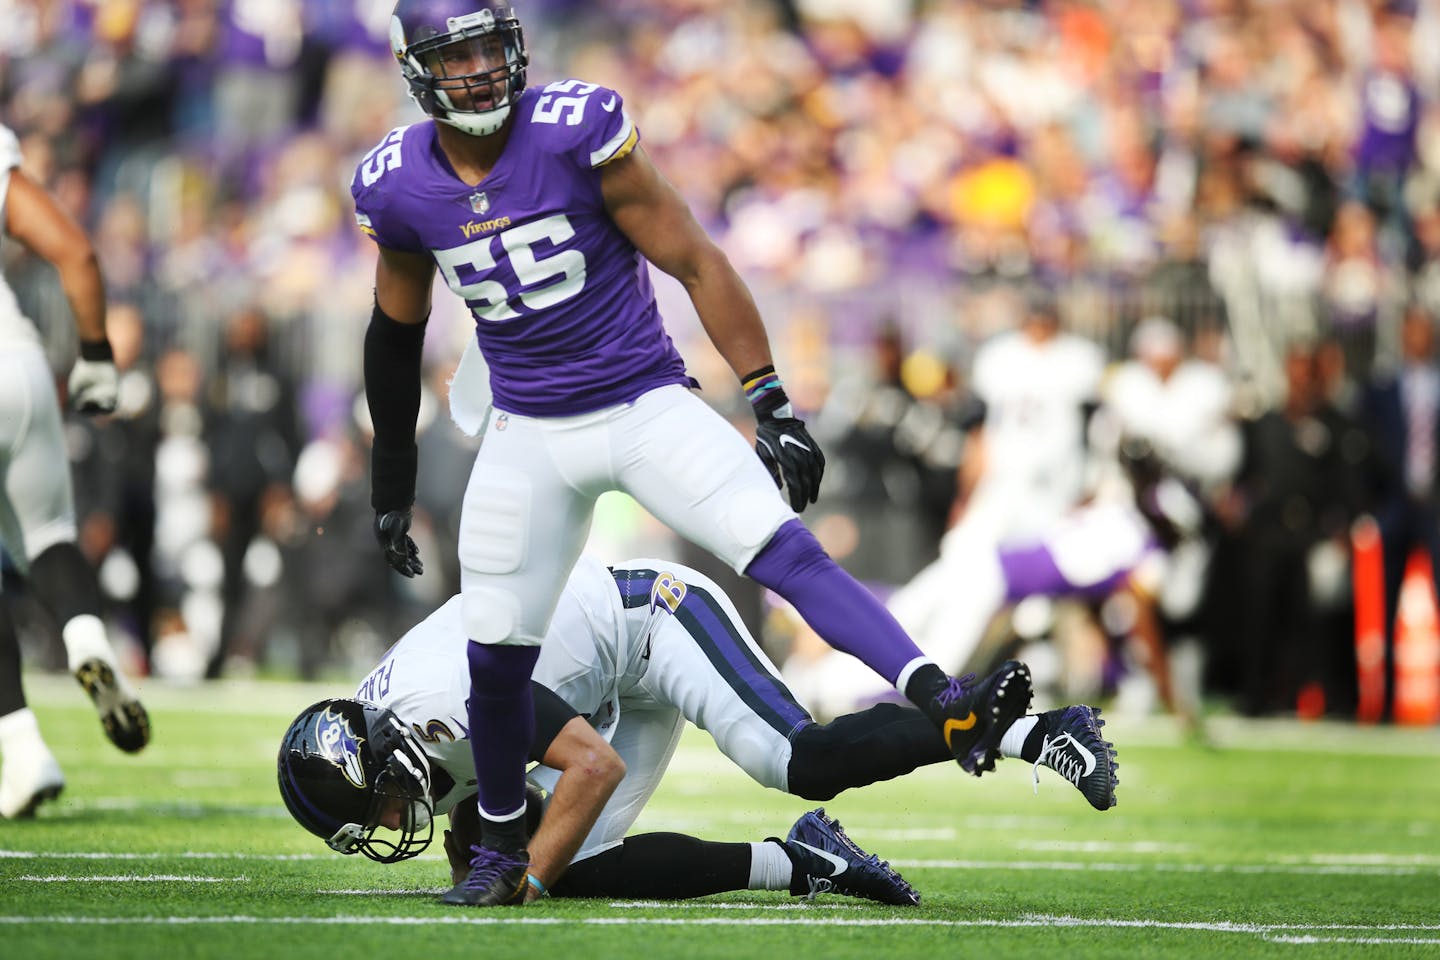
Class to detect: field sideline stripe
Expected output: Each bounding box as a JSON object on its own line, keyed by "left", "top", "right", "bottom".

{"left": 13, "top": 876, "right": 245, "bottom": 883}
{"left": 1, "top": 851, "right": 1431, "bottom": 876}
{"left": 892, "top": 859, "right": 1437, "bottom": 876}
{"left": 0, "top": 851, "right": 323, "bottom": 861}
{"left": 0, "top": 915, "right": 1436, "bottom": 936}
{"left": 1266, "top": 935, "right": 1440, "bottom": 945}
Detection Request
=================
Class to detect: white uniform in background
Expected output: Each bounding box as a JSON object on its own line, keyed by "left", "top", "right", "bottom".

{"left": 0, "top": 124, "right": 78, "bottom": 570}
{"left": 356, "top": 555, "right": 811, "bottom": 863}
{"left": 966, "top": 328, "right": 1104, "bottom": 543}
{"left": 1103, "top": 358, "right": 1240, "bottom": 492}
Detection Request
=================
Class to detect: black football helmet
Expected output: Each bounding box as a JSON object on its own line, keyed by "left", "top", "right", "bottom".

{"left": 277, "top": 698, "right": 434, "bottom": 863}
{"left": 390, "top": 0, "right": 529, "bottom": 136}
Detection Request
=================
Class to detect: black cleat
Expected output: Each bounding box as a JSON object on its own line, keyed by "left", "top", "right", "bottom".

{"left": 74, "top": 658, "right": 150, "bottom": 753}
{"left": 928, "top": 660, "right": 1033, "bottom": 776}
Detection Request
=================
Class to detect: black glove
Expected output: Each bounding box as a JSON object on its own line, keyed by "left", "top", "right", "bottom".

{"left": 743, "top": 365, "right": 825, "bottom": 512}
{"left": 374, "top": 508, "right": 423, "bottom": 577}
{"left": 755, "top": 413, "right": 825, "bottom": 513}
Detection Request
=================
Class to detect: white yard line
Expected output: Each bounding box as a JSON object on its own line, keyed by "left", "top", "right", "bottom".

{"left": 890, "top": 859, "right": 1438, "bottom": 876}
{"left": 316, "top": 890, "right": 448, "bottom": 896}
{"left": 13, "top": 876, "right": 245, "bottom": 883}
{"left": 1, "top": 850, "right": 1431, "bottom": 876}
{"left": 0, "top": 850, "right": 324, "bottom": 861}
{"left": 0, "top": 914, "right": 1434, "bottom": 944}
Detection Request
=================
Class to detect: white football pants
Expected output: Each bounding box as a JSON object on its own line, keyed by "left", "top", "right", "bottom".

{"left": 0, "top": 342, "right": 78, "bottom": 574}
{"left": 456, "top": 384, "right": 794, "bottom": 649}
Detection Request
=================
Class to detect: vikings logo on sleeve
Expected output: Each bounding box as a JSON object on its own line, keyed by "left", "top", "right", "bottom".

{"left": 314, "top": 706, "right": 368, "bottom": 789}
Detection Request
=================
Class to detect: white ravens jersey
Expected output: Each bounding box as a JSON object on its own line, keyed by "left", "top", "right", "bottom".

{"left": 355, "top": 554, "right": 643, "bottom": 816}
{"left": 969, "top": 330, "right": 1104, "bottom": 538}
{"left": 0, "top": 124, "right": 40, "bottom": 347}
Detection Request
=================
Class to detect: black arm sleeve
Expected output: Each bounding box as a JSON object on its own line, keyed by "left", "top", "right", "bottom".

{"left": 364, "top": 300, "right": 427, "bottom": 512}
{"left": 529, "top": 682, "right": 580, "bottom": 763}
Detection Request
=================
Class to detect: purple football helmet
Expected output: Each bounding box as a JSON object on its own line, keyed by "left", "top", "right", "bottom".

{"left": 390, "top": 0, "right": 529, "bottom": 136}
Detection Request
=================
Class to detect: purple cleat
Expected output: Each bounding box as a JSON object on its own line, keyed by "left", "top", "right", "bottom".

{"left": 780, "top": 807, "right": 920, "bottom": 906}
{"left": 440, "top": 844, "right": 530, "bottom": 906}
{"left": 1032, "top": 705, "right": 1119, "bottom": 811}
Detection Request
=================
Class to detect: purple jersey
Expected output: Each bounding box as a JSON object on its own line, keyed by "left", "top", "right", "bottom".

{"left": 1356, "top": 69, "right": 1420, "bottom": 173}
{"left": 352, "top": 80, "right": 695, "bottom": 416}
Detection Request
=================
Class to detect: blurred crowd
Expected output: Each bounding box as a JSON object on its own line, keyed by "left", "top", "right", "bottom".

{"left": 3, "top": 0, "right": 1440, "bottom": 724}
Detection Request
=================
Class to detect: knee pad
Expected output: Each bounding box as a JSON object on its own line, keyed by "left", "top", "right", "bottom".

{"left": 723, "top": 486, "right": 791, "bottom": 566}
{"left": 461, "top": 584, "right": 525, "bottom": 647}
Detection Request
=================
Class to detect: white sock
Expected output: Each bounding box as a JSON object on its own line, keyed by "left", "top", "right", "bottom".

{"left": 63, "top": 614, "right": 117, "bottom": 674}
{"left": 747, "top": 840, "right": 793, "bottom": 891}
{"left": 1000, "top": 714, "right": 1040, "bottom": 759}
{"left": 894, "top": 656, "right": 936, "bottom": 699}
{"left": 0, "top": 707, "right": 43, "bottom": 755}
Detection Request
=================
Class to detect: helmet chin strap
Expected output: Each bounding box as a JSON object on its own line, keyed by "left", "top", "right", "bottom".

{"left": 436, "top": 102, "right": 512, "bottom": 137}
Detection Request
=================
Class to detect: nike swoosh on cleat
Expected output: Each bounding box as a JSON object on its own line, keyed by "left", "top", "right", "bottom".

{"left": 1056, "top": 733, "right": 1097, "bottom": 776}
{"left": 792, "top": 841, "right": 848, "bottom": 877}
{"left": 602, "top": 95, "right": 618, "bottom": 112}
{"left": 778, "top": 434, "right": 811, "bottom": 452}
{"left": 942, "top": 713, "right": 977, "bottom": 750}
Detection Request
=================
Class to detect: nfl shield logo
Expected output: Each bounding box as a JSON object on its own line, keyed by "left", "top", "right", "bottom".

{"left": 470, "top": 191, "right": 490, "bottom": 214}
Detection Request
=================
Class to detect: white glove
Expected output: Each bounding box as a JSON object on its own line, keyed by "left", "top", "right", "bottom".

{"left": 68, "top": 355, "right": 119, "bottom": 415}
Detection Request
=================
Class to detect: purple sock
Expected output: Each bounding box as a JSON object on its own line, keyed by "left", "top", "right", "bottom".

{"left": 465, "top": 642, "right": 541, "bottom": 831}
{"left": 745, "top": 519, "right": 924, "bottom": 684}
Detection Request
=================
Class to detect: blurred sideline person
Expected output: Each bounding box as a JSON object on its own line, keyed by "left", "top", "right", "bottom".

{"left": 1362, "top": 305, "right": 1440, "bottom": 721}
{"left": 0, "top": 124, "right": 150, "bottom": 819}
{"left": 277, "top": 556, "right": 1118, "bottom": 903}
{"left": 362, "top": 0, "right": 1019, "bottom": 904}
{"left": 1230, "top": 342, "right": 1368, "bottom": 716}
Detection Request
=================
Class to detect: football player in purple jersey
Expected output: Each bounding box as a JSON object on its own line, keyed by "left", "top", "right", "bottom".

{"left": 359, "top": 0, "right": 1028, "bottom": 907}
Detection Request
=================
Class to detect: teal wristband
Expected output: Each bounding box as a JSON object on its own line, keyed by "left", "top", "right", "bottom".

{"left": 526, "top": 873, "right": 547, "bottom": 898}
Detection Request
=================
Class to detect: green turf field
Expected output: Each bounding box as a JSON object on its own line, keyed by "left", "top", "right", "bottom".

{"left": 2, "top": 675, "right": 1437, "bottom": 960}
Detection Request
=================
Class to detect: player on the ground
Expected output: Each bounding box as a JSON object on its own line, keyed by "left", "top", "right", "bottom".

{"left": 280, "top": 695, "right": 922, "bottom": 906}
{"left": 276, "top": 557, "right": 1117, "bottom": 903}
{"left": 359, "top": 0, "right": 1023, "bottom": 904}
{"left": 0, "top": 124, "right": 150, "bottom": 819}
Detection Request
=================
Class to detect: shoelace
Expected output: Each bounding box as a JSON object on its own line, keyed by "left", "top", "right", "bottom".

{"left": 805, "top": 876, "right": 835, "bottom": 901}
{"left": 460, "top": 846, "right": 524, "bottom": 892}
{"left": 1031, "top": 732, "right": 1086, "bottom": 794}
{"left": 933, "top": 673, "right": 977, "bottom": 709}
